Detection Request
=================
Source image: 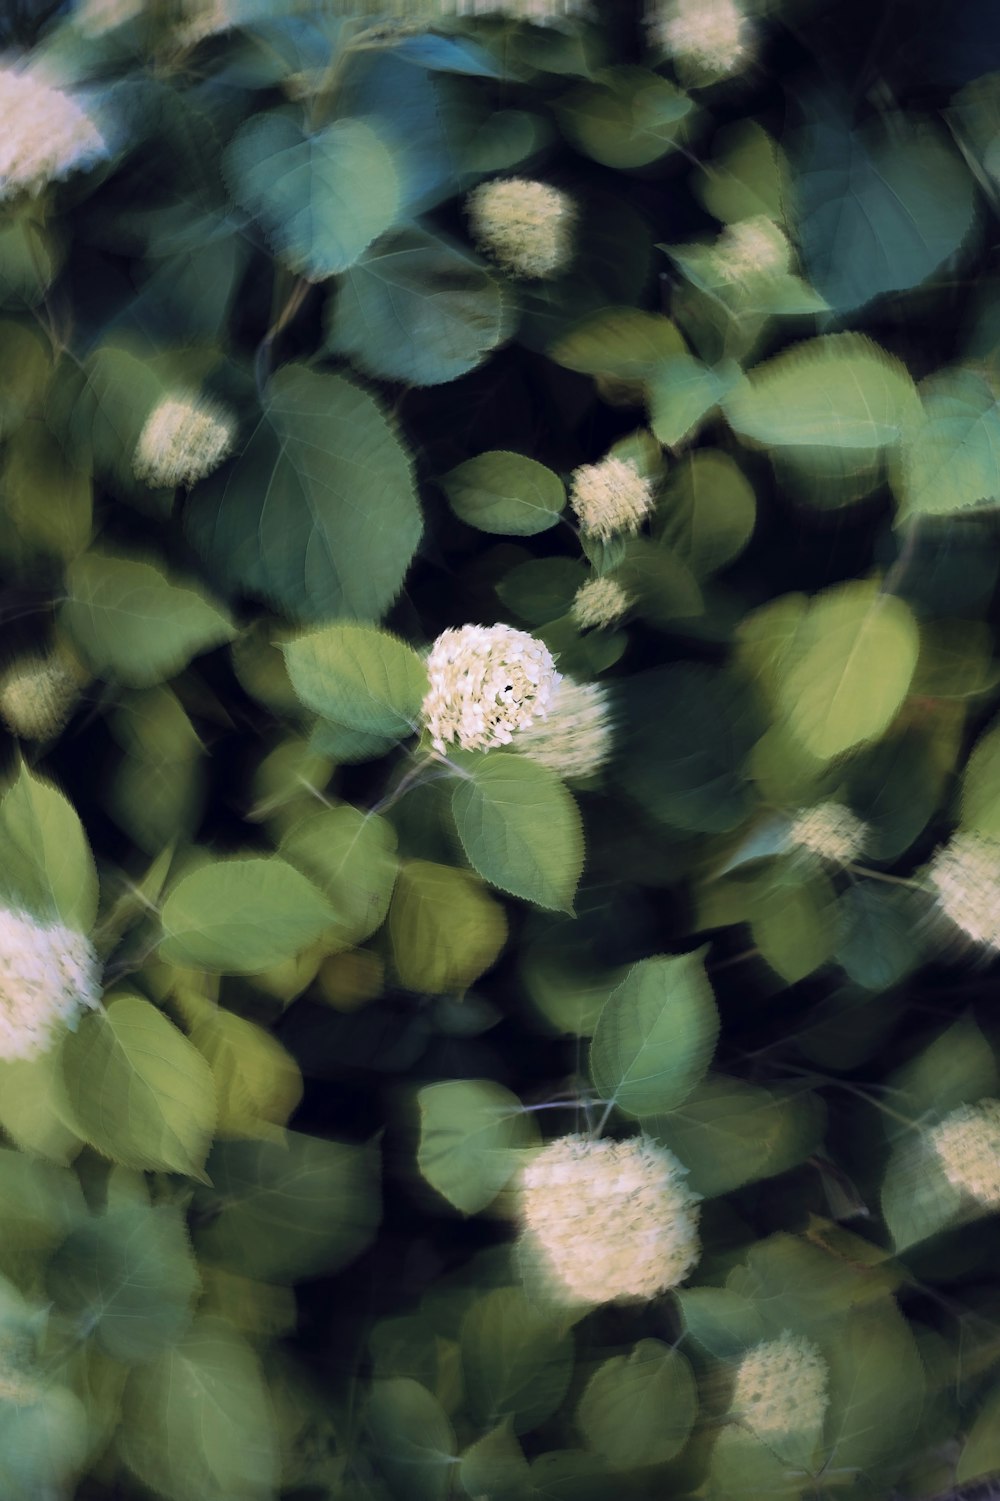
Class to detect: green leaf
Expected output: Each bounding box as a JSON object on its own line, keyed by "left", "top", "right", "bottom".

{"left": 186, "top": 364, "right": 422, "bottom": 624}
{"left": 589, "top": 953, "right": 719, "bottom": 1118}
{"left": 614, "top": 538, "right": 703, "bottom": 627}
{"left": 548, "top": 306, "right": 686, "bottom": 377}
{"left": 461, "top": 1286, "right": 574, "bottom": 1434}
{"left": 416, "top": 1079, "right": 534, "bottom": 1215}
{"left": 389, "top": 860, "right": 507, "bottom": 994}
{"left": 192, "top": 1131, "right": 380, "bottom": 1282}
{"left": 0, "top": 1384, "right": 89, "bottom": 1501}
{"left": 283, "top": 621, "right": 426, "bottom": 739}
{"left": 188, "top": 1005, "right": 302, "bottom": 1142}
{"left": 460, "top": 1418, "right": 529, "bottom": 1501}
{"left": 225, "top": 111, "right": 399, "bottom": 280}
{"left": 441, "top": 451, "right": 565, "bottom": 536}
{"left": 119, "top": 1317, "right": 280, "bottom": 1501}
{"left": 0, "top": 1053, "right": 81, "bottom": 1163}
{"left": 723, "top": 333, "right": 920, "bottom": 450}
{"left": 367, "top": 1378, "right": 456, "bottom": 1501}
{"left": 750, "top": 864, "right": 840, "bottom": 983}
{"left": 496, "top": 557, "right": 589, "bottom": 626}
{"left": 60, "top": 995, "right": 216, "bottom": 1178}
{"left": 657, "top": 449, "right": 756, "bottom": 578}
{"left": 694, "top": 120, "right": 790, "bottom": 225}
{"left": 47, "top": 1203, "right": 200, "bottom": 1363}
{"left": 0, "top": 1149, "right": 85, "bottom": 1251}
{"left": 0, "top": 763, "right": 98, "bottom": 930}
{"left": 794, "top": 108, "right": 975, "bottom": 315}
{"left": 957, "top": 1377, "right": 1000, "bottom": 1485}
{"left": 0, "top": 205, "right": 59, "bottom": 309}
{"left": 325, "top": 226, "right": 513, "bottom": 387}
{"left": 891, "top": 368, "right": 1000, "bottom": 519}
{"left": 648, "top": 356, "right": 741, "bottom": 447}
{"left": 676, "top": 1286, "right": 766, "bottom": 1358}
{"left": 820, "top": 1300, "right": 924, "bottom": 1474}
{"left": 575, "top": 1339, "right": 696, "bottom": 1469}
{"left": 555, "top": 66, "right": 693, "bottom": 169}
{"left": 961, "top": 713, "right": 1000, "bottom": 836}
{"left": 279, "top": 804, "right": 398, "bottom": 948}
{"left": 451, "top": 756, "right": 584, "bottom": 912}
{"left": 834, "top": 882, "right": 923, "bottom": 991}
{"left": 159, "top": 855, "right": 337, "bottom": 973}
{"left": 776, "top": 580, "right": 920, "bottom": 761}
{"left": 881, "top": 1133, "right": 965, "bottom": 1252}
{"left": 888, "top": 1017, "right": 997, "bottom": 1135}
{"left": 0, "top": 419, "right": 91, "bottom": 562}
{"left": 106, "top": 687, "right": 205, "bottom": 855}
{"left": 707, "top": 1426, "right": 807, "bottom": 1501}
{"left": 60, "top": 551, "right": 234, "bottom": 688}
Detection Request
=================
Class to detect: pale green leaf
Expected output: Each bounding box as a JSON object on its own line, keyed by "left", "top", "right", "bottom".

{"left": 750, "top": 864, "right": 840, "bottom": 983}
{"left": 189, "top": 1005, "right": 303, "bottom": 1141}
{"left": 676, "top": 1286, "right": 766, "bottom": 1358}
{"left": 820, "top": 1300, "right": 924, "bottom": 1474}
{"left": 416, "top": 1079, "right": 534, "bottom": 1215}
{"left": 367, "top": 1378, "right": 455, "bottom": 1501}
{"left": 451, "top": 756, "right": 584, "bottom": 912}
{"left": 892, "top": 367, "right": 1000, "bottom": 519}
{"left": 280, "top": 804, "right": 398, "bottom": 947}
{"left": 388, "top": 860, "right": 507, "bottom": 994}
{"left": 0, "top": 1383, "right": 89, "bottom": 1501}
{"left": 0, "top": 763, "right": 98, "bottom": 931}
{"left": 575, "top": 1339, "right": 696, "bottom": 1469}
{"left": 461, "top": 1286, "right": 574, "bottom": 1434}
{"left": 555, "top": 66, "right": 692, "bottom": 169}
{"left": 548, "top": 306, "right": 686, "bottom": 377}
{"left": 441, "top": 450, "right": 565, "bottom": 536}
{"left": 956, "top": 1378, "right": 1000, "bottom": 1485}
{"left": 0, "top": 1148, "right": 85, "bottom": 1252}
{"left": 961, "top": 714, "right": 1000, "bottom": 836}
{"left": 648, "top": 356, "right": 740, "bottom": 447}
{"left": 694, "top": 121, "right": 790, "bottom": 225}
{"left": 658, "top": 449, "right": 756, "bottom": 578}
{"left": 460, "top": 1418, "right": 529, "bottom": 1501}
{"left": 283, "top": 622, "right": 427, "bottom": 737}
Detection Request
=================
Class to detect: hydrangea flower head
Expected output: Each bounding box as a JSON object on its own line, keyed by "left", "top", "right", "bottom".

{"left": 514, "top": 678, "right": 613, "bottom": 779}
{"left": 133, "top": 392, "right": 236, "bottom": 489}
{"left": 790, "top": 802, "right": 868, "bottom": 865}
{"left": 650, "top": 0, "right": 753, "bottom": 76}
{"left": 0, "top": 907, "right": 100, "bottom": 1061}
{"left": 517, "top": 1133, "right": 700, "bottom": 1306}
{"left": 572, "top": 576, "right": 631, "bottom": 630}
{"left": 929, "top": 1100, "right": 1000, "bottom": 1208}
{"left": 569, "top": 456, "right": 654, "bottom": 543}
{"left": 926, "top": 831, "right": 1000, "bottom": 952}
{"left": 421, "top": 623, "right": 560, "bottom": 753}
{"left": 0, "top": 65, "right": 108, "bottom": 201}
{"left": 732, "top": 1333, "right": 829, "bottom": 1441}
{"left": 0, "top": 650, "right": 86, "bottom": 742}
{"left": 465, "top": 178, "right": 576, "bottom": 279}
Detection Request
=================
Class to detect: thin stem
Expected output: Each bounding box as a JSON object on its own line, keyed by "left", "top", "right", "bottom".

{"left": 879, "top": 516, "right": 922, "bottom": 596}
{"left": 366, "top": 750, "right": 441, "bottom": 819}
{"left": 846, "top": 863, "right": 925, "bottom": 889}
{"left": 590, "top": 1098, "right": 617, "bottom": 1139}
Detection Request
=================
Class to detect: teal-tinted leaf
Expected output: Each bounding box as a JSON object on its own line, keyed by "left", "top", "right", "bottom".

{"left": 496, "top": 557, "right": 589, "bottom": 625}
{"left": 441, "top": 450, "right": 565, "bottom": 536}
{"left": 714, "top": 813, "right": 794, "bottom": 875}
{"left": 575, "top": 1339, "right": 696, "bottom": 1469}
{"left": 119, "top": 1317, "right": 280, "bottom": 1501}
{"left": 461, "top": 1286, "right": 574, "bottom": 1434}
{"left": 279, "top": 804, "right": 398, "bottom": 947}
{"left": 325, "top": 227, "right": 512, "bottom": 387}
{"left": 834, "top": 882, "right": 923, "bottom": 991}
{"left": 368, "top": 1378, "right": 456, "bottom": 1501}
{"left": 60, "top": 995, "right": 216, "bottom": 1179}
{"left": 47, "top": 1203, "right": 200, "bottom": 1363}
{"left": 159, "top": 855, "right": 336, "bottom": 973}
{"left": 0, "top": 1149, "right": 85, "bottom": 1251}
{"left": 555, "top": 66, "right": 692, "bottom": 169}
{"left": 676, "top": 1286, "right": 766, "bottom": 1358}
{"left": 658, "top": 449, "right": 756, "bottom": 578}
{"left": 0, "top": 763, "right": 98, "bottom": 930}
{"left": 648, "top": 356, "right": 740, "bottom": 447}
{"left": 225, "top": 111, "right": 399, "bottom": 280}
{"left": 60, "top": 551, "right": 234, "bottom": 688}
{"left": 283, "top": 621, "right": 427, "bottom": 737}
{"left": 614, "top": 537, "right": 703, "bottom": 627}
{"left": 0, "top": 1383, "right": 88, "bottom": 1501}
{"left": 891, "top": 367, "right": 1000, "bottom": 518}
{"left": 956, "top": 1377, "right": 1000, "bottom": 1485}
{"left": 451, "top": 755, "right": 584, "bottom": 912}
{"left": 186, "top": 364, "right": 421, "bottom": 624}
{"left": 589, "top": 953, "right": 719, "bottom": 1118}
{"left": 192, "top": 1131, "right": 380, "bottom": 1282}
{"left": 416, "top": 1079, "right": 534, "bottom": 1215}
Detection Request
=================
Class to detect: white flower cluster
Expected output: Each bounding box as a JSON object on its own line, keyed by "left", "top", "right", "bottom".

{"left": 789, "top": 802, "right": 868, "bottom": 865}
{"left": 929, "top": 1100, "right": 1000, "bottom": 1209}
{"left": 515, "top": 678, "right": 613, "bottom": 779}
{"left": 518, "top": 1133, "right": 700, "bottom": 1306}
{"left": 420, "top": 623, "right": 560, "bottom": 754}
{"left": 732, "top": 1333, "right": 829, "bottom": 1440}
{"left": 0, "top": 1327, "right": 41, "bottom": 1406}
{"left": 717, "top": 216, "right": 790, "bottom": 285}
{"left": 75, "top": 0, "right": 142, "bottom": 34}
{"left": 572, "top": 576, "right": 631, "bottom": 630}
{"left": 649, "top": 0, "right": 753, "bottom": 76}
{"left": 926, "top": 831, "right": 1000, "bottom": 952}
{"left": 0, "top": 651, "right": 86, "bottom": 742}
{"left": 466, "top": 178, "right": 576, "bottom": 279}
{"left": 0, "top": 65, "right": 108, "bottom": 202}
{"left": 0, "top": 907, "right": 100, "bottom": 1062}
{"left": 569, "top": 456, "right": 654, "bottom": 543}
{"left": 133, "top": 392, "right": 236, "bottom": 490}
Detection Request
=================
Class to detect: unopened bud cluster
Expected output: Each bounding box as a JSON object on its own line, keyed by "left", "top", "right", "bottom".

{"left": 0, "top": 65, "right": 107, "bottom": 201}
{"left": 0, "top": 650, "right": 86, "bottom": 742}
{"left": 0, "top": 906, "right": 101, "bottom": 1062}
{"left": 717, "top": 216, "right": 790, "bottom": 284}
{"left": 515, "top": 678, "right": 613, "bottom": 779}
{"left": 731, "top": 1333, "right": 829, "bottom": 1441}
{"left": 517, "top": 1133, "right": 700, "bottom": 1305}
{"left": 569, "top": 456, "right": 654, "bottom": 543}
{"left": 648, "top": 0, "right": 753, "bottom": 76}
{"left": 133, "top": 392, "right": 236, "bottom": 490}
{"left": 466, "top": 178, "right": 576, "bottom": 279}
{"left": 572, "top": 576, "right": 631, "bottom": 629}
{"left": 925, "top": 831, "right": 1000, "bottom": 952}
{"left": 929, "top": 1099, "right": 1000, "bottom": 1209}
{"left": 790, "top": 802, "right": 868, "bottom": 865}
{"left": 420, "top": 623, "right": 560, "bottom": 753}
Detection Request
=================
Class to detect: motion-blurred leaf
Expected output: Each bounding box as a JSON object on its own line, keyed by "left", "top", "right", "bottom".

{"left": 442, "top": 450, "right": 565, "bottom": 536}
{"left": 160, "top": 856, "right": 336, "bottom": 973}
{"left": 417, "top": 1079, "right": 534, "bottom": 1215}
{"left": 575, "top": 1339, "right": 696, "bottom": 1469}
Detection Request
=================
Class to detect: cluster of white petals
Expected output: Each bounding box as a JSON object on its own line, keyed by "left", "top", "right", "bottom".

{"left": 466, "top": 178, "right": 576, "bottom": 279}
{"left": 732, "top": 1334, "right": 829, "bottom": 1440}
{"left": 790, "top": 802, "right": 868, "bottom": 865}
{"left": 929, "top": 1100, "right": 1000, "bottom": 1208}
{"left": 0, "top": 907, "right": 100, "bottom": 1062}
{"left": 717, "top": 216, "right": 790, "bottom": 284}
{"left": 514, "top": 678, "right": 612, "bottom": 779}
{"left": 421, "top": 623, "right": 560, "bottom": 754}
{"left": 0, "top": 65, "right": 108, "bottom": 202}
{"left": 0, "top": 651, "right": 86, "bottom": 742}
{"left": 133, "top": 392, "right": 236, "bottom": 489}
{"left": 569, "top": 456, "right": 654, "bottom": 543}
{"left": 649, "top": 0, "right": 753, "bottom": 76}
{"left": 75, "top": 0, "right": 142, "bottom": 34}
{"left": 0, "top": 1327, "right": 41, "bottom": 1406}
{"left": 572, "top": 576, "right": 631, "bottom": 630}
{"left": 518, "top": 1133, "right": 700, "bottom": 1306}
{"left": 926, "top": 831, "right": 1000, "bottom": 952}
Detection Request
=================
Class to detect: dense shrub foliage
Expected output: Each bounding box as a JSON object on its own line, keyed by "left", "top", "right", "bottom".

{"left": 2, "top": 0, "right": 1000, "bottom": 1497}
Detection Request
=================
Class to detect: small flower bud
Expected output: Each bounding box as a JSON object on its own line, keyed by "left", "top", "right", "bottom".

{"left": 465, "top": 178, "right": 576, "bottom": 279}
{"left": 929, "top": 1100, "right": 1000, "bottom": 1209}
{"left": 731, "top": 1333, "right": 829, "bottom": 1441}
{"left": 569, "top": 456, "right": 654, "bottom": 543}
{"left": 133, "top": 392, "right": 236, "bottom": 490}
{"left": 926, "top": 831, "right": 1000, "bottom": 952}
{"left": 0, "top": 650, "right": 87, "bottom": 742}
{"left": 572, "top": 576, "right": 631, "bottom": 630}
{"left": 789, "top": 802, "right": 868, "bottom": 865}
